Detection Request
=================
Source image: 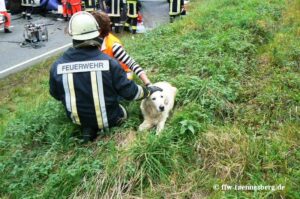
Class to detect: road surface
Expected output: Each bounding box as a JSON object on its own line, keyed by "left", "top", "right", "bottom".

{"left": 0, "top": 0, "right": 169, "bottom": 78}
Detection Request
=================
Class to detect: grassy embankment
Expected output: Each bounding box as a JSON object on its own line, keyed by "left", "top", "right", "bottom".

{"left": 0, "top": 0, "right": 299, "bottom": 198}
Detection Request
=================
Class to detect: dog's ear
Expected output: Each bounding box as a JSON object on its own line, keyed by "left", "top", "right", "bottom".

{"left": 164, "top": 98, "right": 169, "bottom": 105}
{"left": 144, "top": 98, "right": 156, "bottom": 115}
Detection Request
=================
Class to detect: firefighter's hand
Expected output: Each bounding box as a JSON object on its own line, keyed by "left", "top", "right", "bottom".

{"left": 146, "top": 85, "right": 163, "bottom": 96}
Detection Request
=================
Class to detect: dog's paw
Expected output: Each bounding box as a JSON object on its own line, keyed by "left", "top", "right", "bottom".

{"left": 138, "top": 121, "right": 152, "bottom": 132}
{"left": 155, "top": 123, "right": 165, "bottom": 135}
{"left": 138, "top": 125, "right": 146, "bottom": 132}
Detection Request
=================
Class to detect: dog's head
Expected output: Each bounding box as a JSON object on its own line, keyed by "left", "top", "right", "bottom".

{"left": 148, "top": 90, "right": 169, "bottom": 112}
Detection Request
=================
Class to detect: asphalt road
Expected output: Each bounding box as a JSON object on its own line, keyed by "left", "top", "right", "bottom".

{"left": 0, "top": 14, "right": 72, "bottom": 78}
{"left": 0, "top": 0, "right": 169, "bottom": 78}
{"left": 140, "top": 0, "right": 169, "bottom": 30}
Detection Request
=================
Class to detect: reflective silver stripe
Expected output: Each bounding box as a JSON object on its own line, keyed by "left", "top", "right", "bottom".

{"left": 127, "top": 1, "right": 138, "bottom": 18}
{"left": 63, "top": 74, "right": 80, "bottom": 124}
{"left": 169, "top": 0, "right": 181, "bottom": 15}
{"left": 97, "top": 71, "right": 109, "bottom": 128}
{"left": 108, "top": 0, "right": 120, "bottom": 16}
{"left": 91, "top": 71, "right": 104, "bottom": 129}
{"left": 134, "top": 85, "right": 144, "bottom": 100}
{"left": 112, "top": 0, "right": 115, "bottom": 15}
{"left": 114, "top": 23, "right": 123, "bottom": 26}
{"left": 108, "top": 13, "right": 121, "bottom": 17}
{"left": 85, "top": 8, "right": 96, "bottom": 11}
{"left": 63, "top": 74, "right": 72, "bottom": 114}
{"left": 117, "top": 0, "right": 120, "bottom": 15}
{"left": 68, "top": 73, "right": 81, "bottom": 124}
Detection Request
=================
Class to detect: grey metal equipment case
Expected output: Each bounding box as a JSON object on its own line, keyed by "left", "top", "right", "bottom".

{"left": 21, "top": 23, "right": 48, "bottom": 48}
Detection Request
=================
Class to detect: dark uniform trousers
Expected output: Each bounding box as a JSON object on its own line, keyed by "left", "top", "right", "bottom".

{"left": 167, "top": 0, "right": 184, "bottom": 23}
{"left": 105, "top": 0, "right": 124, "bottom": 33}
{"left": 124, "top": 0, "right": 140, "bottom": 34}
{"left": 21, "top": 0, "right": 40, "bottom": 19}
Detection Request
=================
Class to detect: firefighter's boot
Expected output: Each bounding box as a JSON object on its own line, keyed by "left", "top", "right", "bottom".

{"left": 4, "top": 28, "right": 12, "bottom": 33}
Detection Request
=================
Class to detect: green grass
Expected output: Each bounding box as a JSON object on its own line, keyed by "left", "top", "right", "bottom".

{"left": 0, "top": 0, "right": 299, "bottom": 198}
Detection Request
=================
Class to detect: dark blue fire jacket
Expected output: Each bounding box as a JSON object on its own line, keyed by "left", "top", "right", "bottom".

{"left": 49, "top": 46, "right": 145, "bottom": 129}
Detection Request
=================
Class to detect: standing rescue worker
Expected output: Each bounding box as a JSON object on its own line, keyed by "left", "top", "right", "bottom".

{"left": 21, "top": 0, "right": 41, "bottom": 20}
{"left": 167, "top": 0, "right": 184, "bottom": 23}
{"left": 124, "top": 0, "right": 141, "bottom": 34}
{"left": 49, "top": 11, "right": 161, "bottom": 142}
{"left": 0, "top": 0, "right": 12, "bottom": 33}
{"left": 104, "top": 0, "right": 124, "bottom": 33}
{"left": 62, "top": 0, "right": 72, "bottom": 21}
{"left": 82, "top": 0, "right": 98, "bottom": 12}
{"left": 92, "top": 11, "right": 151, "bottom": 84}
{"left": 69, "top": 0, "right": 82, "bottom": 15}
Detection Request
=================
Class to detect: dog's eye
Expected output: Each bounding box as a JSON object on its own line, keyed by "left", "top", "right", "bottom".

{"left": 161, "top": 95, "right": 163, "bottom": 98}
{"left": 152, "top": 97, "right": 156, "bottom": 100}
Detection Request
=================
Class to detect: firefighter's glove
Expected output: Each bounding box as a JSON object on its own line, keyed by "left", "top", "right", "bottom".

{"left": 146, "top": 86, "right": 163, "bottom": 97}
{"left": 145, "top": 83, "right": 152, "bottom": 87}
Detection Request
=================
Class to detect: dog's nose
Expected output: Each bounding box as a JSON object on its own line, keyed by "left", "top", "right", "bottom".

{"left": 159, "top": 106, "right": 165, "bottom": 111}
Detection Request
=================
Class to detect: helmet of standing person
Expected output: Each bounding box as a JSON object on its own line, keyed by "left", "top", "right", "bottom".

{"left": 68, "top": 11, "right": 100, "bottom": 40}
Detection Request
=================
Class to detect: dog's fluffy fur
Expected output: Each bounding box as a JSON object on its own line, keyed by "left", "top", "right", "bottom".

{"left": 139, "top": 82, "right": 177, "bottom": 134}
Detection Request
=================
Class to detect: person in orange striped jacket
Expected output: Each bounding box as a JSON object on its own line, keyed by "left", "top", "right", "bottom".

{"left": 92, "top": 11, "right": 152, "bottom": 86}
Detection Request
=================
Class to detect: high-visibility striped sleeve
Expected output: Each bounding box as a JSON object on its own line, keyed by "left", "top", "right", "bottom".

{"left": 112, "top": 43, "right": 145, "bottom": 77}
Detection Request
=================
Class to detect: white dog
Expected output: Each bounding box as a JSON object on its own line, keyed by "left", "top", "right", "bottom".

{"left": 139, "top": 82, "right": 177, "bottom": 134}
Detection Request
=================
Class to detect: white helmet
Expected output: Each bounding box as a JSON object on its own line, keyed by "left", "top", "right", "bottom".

{"left": 68, "top": 11, "right": 100, "bottom": 41}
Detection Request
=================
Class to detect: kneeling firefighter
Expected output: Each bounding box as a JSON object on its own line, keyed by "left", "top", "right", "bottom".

{"left": 49, "top": 11, "right": 161, "bottom": 142}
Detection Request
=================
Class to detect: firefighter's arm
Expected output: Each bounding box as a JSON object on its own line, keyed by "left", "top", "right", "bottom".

{"left": 49, "top": 64, "right": 61, "bottom": 101}
{"left": 139, "top": 73, "right": 151, "bottom": 86}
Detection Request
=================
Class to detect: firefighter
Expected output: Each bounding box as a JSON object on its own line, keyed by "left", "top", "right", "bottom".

{"left": 92, "top": 11, "right": 151, "bottom": 84}
{"left": 82, "top": 0, "right": 98, "bottom": 12}
{"left": 167, "top": 0, "right": 184, "bottom": 23}
{"left": 21, "top": 0, "right": 41, "bottom": 20}
{"left": 49, "top": 11, "right": 161, "bottom": 142}
{"left": 104, "top": 0, "right": 124, "bottom": 33}
{"left": 0, "top": 0, "right": 12, "bottom": 33}
{"left": 124, "top": 0, "right": 141, "bottom": 34}
{"left": 69, "top": 0, "right": 82, "bottom": 15}
{"left": 62, "top": 0, "right": 72, "bottom": 21}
